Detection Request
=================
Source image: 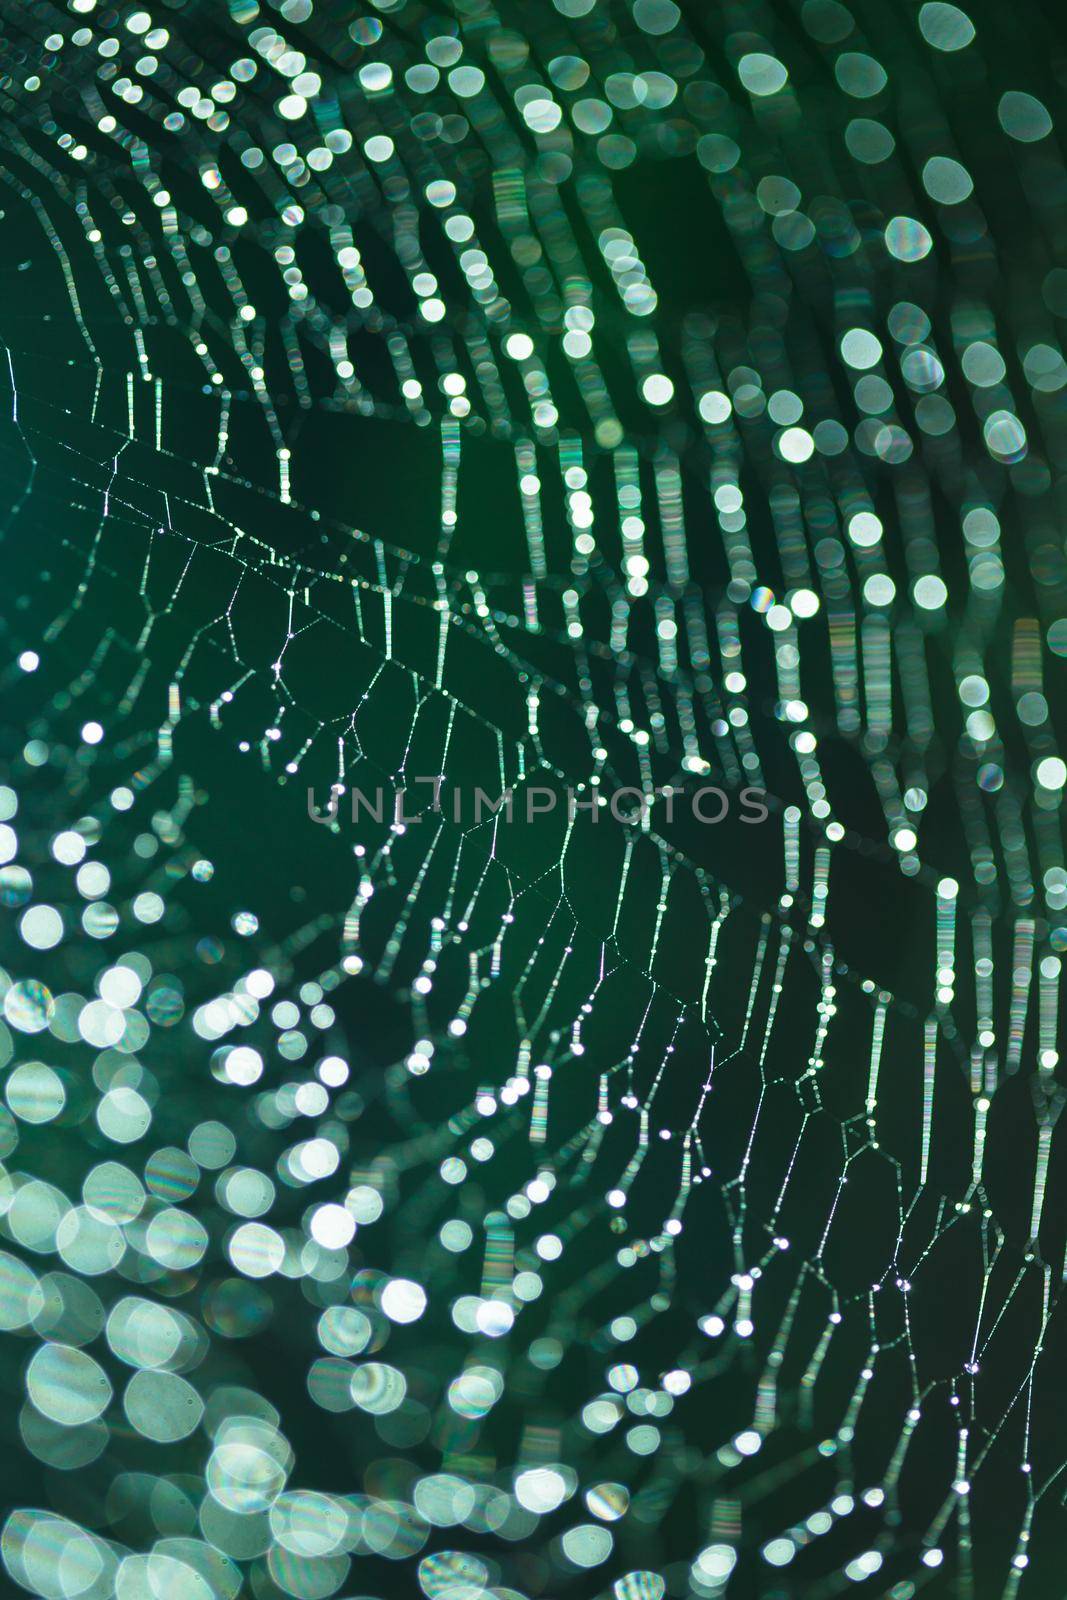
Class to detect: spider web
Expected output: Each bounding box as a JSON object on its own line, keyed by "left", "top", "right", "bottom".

{"left": 0, "top": 0, "right": 1065, "bottom": 1597}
